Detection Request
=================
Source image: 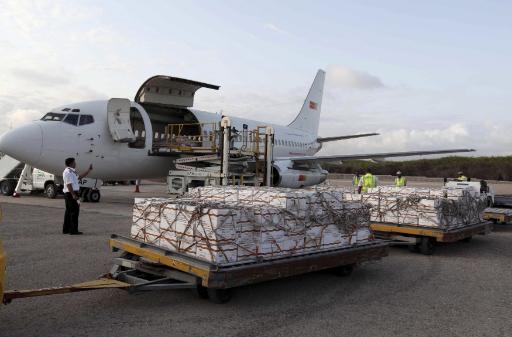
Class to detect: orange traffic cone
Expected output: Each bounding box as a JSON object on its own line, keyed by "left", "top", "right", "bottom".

{"left": 12, "top": 192, "right": 20, "bottom": 198}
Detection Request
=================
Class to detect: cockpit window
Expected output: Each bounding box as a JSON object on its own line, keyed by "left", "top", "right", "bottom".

{"left": 79, "top": 114, "right": 94, "bottom": 126}
{"left": 63, "top": 113, "right": 79, "bottom": 126}
{"left": 41, "top": 112, "right": 66, "bottom": 121}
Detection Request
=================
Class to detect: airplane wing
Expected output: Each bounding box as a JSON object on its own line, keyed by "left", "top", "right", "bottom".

{"left": 317, "top": 133, "right": 379, "bottom": 143}
{"left": 277, "top": 149, "right": 475, "bottom": 163}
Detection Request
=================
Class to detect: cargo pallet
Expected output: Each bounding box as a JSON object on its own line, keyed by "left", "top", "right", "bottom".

{"left": 370, "top": 222, "right": 492, "bottom": 255}
{"left": 108, "top": 235, "right": 388, "bottom": 303}
{"left": 483, "top": 208, "right": 512, "bottom": 224}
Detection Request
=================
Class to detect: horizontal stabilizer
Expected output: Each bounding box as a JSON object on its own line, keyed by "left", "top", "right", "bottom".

{"left": 317, "top": 133, "right": 379, "bottom": 143}
{"left": 277, "top": 148, "right": 476, "bottom": 163}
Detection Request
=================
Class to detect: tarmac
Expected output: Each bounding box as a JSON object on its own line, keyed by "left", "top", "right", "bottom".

{"left": 0, "top": 181, "right": 511, "bottom": 337}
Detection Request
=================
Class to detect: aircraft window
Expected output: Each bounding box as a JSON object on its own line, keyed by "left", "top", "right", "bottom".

{"left": 79, "top": 114, "right": 94, "bottom": 126}
{"left": 41, "top": 112, "right": 66, "bottom": 121}
{"left": 63, "top": 113, "right": 79, "bottom": 126}
{"left": 61, "top": 108, "right": 71, "bottom": 112}
{"left": 72, "top": 108, "right": 80, "bottom": 112}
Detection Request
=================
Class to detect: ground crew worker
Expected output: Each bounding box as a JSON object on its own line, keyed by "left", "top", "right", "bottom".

{"left": 62, "top": 158, "right": 92, "bottom": 235}
{"left": 395, "top": 171, "right": 407, "bottom": 187}
{"left": 352, "top": 171, "right": 361, "bottom": 191}
{"left": 456, "top": 171, "right": 468, "bottom": 181}
{"left": 358, "top": 169, "right": 378, "bottom": 194}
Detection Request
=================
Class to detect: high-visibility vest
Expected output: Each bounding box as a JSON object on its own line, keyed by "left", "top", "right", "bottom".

{"left": 395, "top": 176, "right": 407, "bottom": 187}
{"left": 361, "top": 173, "right": 376, "bottom": 192}
{"left": 457, "top": 175, "right": 468, "bottom": 182}
{"left": 353, "top": 175, "right": 360, "bottom": 187}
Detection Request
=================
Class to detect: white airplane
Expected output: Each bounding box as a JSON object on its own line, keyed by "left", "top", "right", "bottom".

{"left": 0, "top": 70, "right": 473, "bottom": 188}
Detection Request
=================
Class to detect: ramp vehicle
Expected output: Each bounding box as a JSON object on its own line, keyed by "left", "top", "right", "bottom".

{"left": 444, "top": 180, "right": 495, "bottom": 206}
{"left": 0, "top": 155, "right": 102, "bottom": 201}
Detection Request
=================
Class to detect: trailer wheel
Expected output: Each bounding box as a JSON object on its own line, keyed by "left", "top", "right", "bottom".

{"left": 419, "top": 237, "right": 434, "bottom": 255}
{"left": 88, "top": 190, "right": 101, "bottom": 203}
{"left": 44, "top": 183, "right": 57, "bottom": 199}
{"left": 0, "top": 181, "right": 15, "bottom": 196}
{"left": 80, "top": 188, "right": 90, "bottom": 202}
{"left": 207, "top": 288, "right": 232, "bottom": 304}
{"left": 408, "top": 244, "right": 419, "bottom": 253}
{"left": 330, "top": 264, "right": 355, "bottom": 277}
{"left": 195, "top": 285, "right": 209, "bottom": 299}
{"left": 462, "top": 236, "right": 473, "bottom": 243}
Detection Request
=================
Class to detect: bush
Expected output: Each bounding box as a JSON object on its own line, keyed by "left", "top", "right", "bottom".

{"left": 324, "top": 156, "right": 512, "bottom": 181}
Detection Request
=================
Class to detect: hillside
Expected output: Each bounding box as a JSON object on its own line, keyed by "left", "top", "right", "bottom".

{"left": 323, "top": 156, "right": 512, "bottom": 181}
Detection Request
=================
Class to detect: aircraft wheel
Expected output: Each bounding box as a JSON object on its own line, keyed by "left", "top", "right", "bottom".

{"left": 44, "top": 183, "right": 57, "bottom": 199}
{"left": 88, "top": 190, "right": 101, "bottom": 203}
{"left": 0, "top": 181, "right": 15, "bottom": 196}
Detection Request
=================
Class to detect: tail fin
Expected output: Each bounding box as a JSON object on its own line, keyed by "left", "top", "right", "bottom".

{"left": 287, "top": 69, "right": 325, "bottom": 136}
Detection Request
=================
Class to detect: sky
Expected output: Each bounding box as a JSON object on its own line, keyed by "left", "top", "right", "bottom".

{"left": 0, "top": 0, "right": 511, "bottom": 156}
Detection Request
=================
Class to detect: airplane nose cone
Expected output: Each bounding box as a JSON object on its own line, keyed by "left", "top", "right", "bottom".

{"left": 0, "top": 123, "right": 43, "bottom": 165}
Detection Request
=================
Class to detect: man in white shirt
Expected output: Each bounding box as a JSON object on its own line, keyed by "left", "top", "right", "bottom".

{"left": 62, "top": 158, "right": 93, "bottom": 235}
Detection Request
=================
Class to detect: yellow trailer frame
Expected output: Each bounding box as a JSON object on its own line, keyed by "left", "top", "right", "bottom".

{"left": 370, "top": 221, "right": 492, "bottom": 255}
{"left": 109, "top": 234, "right": 388, "bottom": 303}
{"left": 483, "top": 208, "right": 512, "bottom": 224}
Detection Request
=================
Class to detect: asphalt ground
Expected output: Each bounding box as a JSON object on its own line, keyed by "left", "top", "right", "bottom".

{"left": 0, "top": 182, "right": 511, "bottom": 337}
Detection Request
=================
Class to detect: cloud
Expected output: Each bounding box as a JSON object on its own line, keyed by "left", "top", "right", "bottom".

{"left": 319, "top": 123, "right": 473, "bottom": 157}
{"left": 326, "top": 65, "right": 385, "bottom": 90}
{"left": 83, "top": 26, "right": 127, "bottom": 46}
{"left": 0, "top": 0, "right": 99, "bottom": 36}
{"left": 10, "top": 68, "right": 70, "bottom": 86}
{"left": 263, "top": 23, "right": 289, "bottom": 35}
{"left": 1, "top": 109, "right": 41, "bottom": 129}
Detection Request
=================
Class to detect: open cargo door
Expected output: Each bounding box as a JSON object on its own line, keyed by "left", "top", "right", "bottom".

{"left": 134, "top": 75, "right": 219, "bottom": 108}
{"left": 107, "top": 98, "right": 136, "bottom": 142}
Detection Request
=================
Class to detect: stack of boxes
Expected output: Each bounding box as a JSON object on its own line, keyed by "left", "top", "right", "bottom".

{"left": 340, "top": 186, "right": 487, "bottom": 229}
{"left": 130, "top": 186, "right": 372, "bottom": 265}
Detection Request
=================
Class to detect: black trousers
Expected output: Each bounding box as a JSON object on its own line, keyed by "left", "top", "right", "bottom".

{"left": 63, "top": 192, "right": 80, "bottom": 233}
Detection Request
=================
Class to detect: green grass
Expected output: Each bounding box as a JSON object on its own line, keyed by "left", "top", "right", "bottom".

{"left": 323, "top": 156, "right": 512, "bottom": 181}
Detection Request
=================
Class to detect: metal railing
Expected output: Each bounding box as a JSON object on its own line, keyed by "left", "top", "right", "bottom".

{"left": 164, "top": 122, "right": 219, "bottom": 153}
{"left": 162, "top": 122, "right": 269, "bottom": 157}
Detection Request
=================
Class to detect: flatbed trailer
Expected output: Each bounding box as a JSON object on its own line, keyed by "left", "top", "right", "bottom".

{"left": 1, "top": 234, "right": 388, "bottom": 305}
{"left": 370, "top": 221, "right": 492, "bottom": 255}
{"left": 108, "top": 235, "right": 389, "bottom": 303}
{"left": 483, "top": 208, "right": 512, "bottom": 224}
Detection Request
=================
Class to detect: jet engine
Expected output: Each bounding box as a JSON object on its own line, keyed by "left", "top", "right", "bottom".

{"left": 271, "top": 161, "right": 328, "bottom": 188}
